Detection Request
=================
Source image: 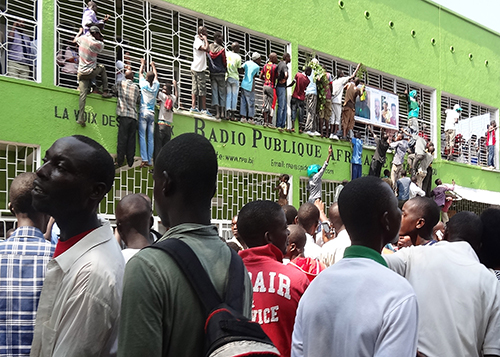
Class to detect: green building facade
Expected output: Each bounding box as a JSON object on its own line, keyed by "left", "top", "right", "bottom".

{"left": 0, "top": 0, "right": 499, "bottom": 236}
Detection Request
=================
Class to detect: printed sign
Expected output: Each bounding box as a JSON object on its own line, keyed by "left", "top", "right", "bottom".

{"left": 354, "top": 85, "right": 399, "bottom": 130}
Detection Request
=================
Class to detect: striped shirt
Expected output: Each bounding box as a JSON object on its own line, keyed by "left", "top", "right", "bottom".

{"left": 76, "top": 34, "right": 104, "bottom": 75}
{"left": 0, "top": 226, "right": 55, "bottom": 356}
{"left": 116, "top": 79, "right": 140, "bottom": 119}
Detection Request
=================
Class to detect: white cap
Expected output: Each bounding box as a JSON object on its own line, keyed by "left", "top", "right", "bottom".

{"left": 251, "top": 52, "right": 261, "bottom": 61}
{"left": 453, "top": 104, "right": 462, "bottom": 112}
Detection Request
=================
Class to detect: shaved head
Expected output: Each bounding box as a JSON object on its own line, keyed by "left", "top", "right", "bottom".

{"left": 116, "top": 194, "right": 152, "bottom": 245}
{"left": 328, "top": 203, "right": 343, "bottom": 234}
{"left": 297, "top": 203, "right": 319, "bottom": 235}
{"left": 288, "top": 225, "right": 306, "bottom": 251}
{"left": 10, "top": 172, "right": 37, "bottom": 214}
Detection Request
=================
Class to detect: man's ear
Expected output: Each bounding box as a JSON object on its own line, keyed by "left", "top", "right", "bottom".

{"left": 264, "top": 231, "right": 272, "bottom": 245}
{"left": 89, "top": 182, "right": 108, "bottom": 202}
{"left": 289, "top": 242, "right": 297, "bottom": 253}
{"left": 416, "top": 217, "right": 425, "bottom": 230}
{"left": 293, "top": 216, "right": 298, "bottom": 225}
{"left": 162, "top": 170, "right": 174, "bottom": 198}
{"left": 381, "top": 211, "right": 391, "bottom": 232}
{"left": 8, "top": 202, "right": 15, "bottom": 215}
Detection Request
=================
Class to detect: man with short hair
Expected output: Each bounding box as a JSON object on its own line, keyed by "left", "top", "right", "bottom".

{"left": 225, "top": 42, "right": 242, "bottom": 121}
{"left": 282, "top": 204, "right": 298, "bottom": 225}
{"left": 319, "top": 202, "right": 351, "bottom": 267}
{"left": 409, "top": 175, "right": 425, "bottom": 199}
{"left": 304, "top": 58, "right": 319, "bottom": 136}
{"left": 341, "top": 78, "right": 365, "bottom": 140}
{"left": 138, "top": 58, "right": 160, "bottom": 167}
{"left": 190, "top": 26, "right": 211, "bottom": 116}
{"left": 116, "top": 69, "right": 140, "bottom": 168}
{"left": 74, "top": 26, "right": 112, "bottom": 127}
{"left": 208, "top": 31, "right": 227, "bottom": 119}
{"left": 292, "top": 176, "right": 418, "bottom": 357}
{"left": 0, "top": 173, "right": 54, "bottom": 356}
{"left": 238, "top": 201, "right": 309, "bottom": 357}
{"left": 431, "top": 178, "right": 455, "bottom": 208}
{"left": 118, "top": 133, "right": 253, "bottom": 357}
{"left": 30, "top": 135, "right": 124, "bottom": 356}
{"left": 260, "top": 52, "right": 278, "bottom": 127}
{"left": 389, "top": 132, "right": 408, "bottom": 190}
{"left": 399, "top": 196, "right": 440, "bottom": 246}
{"left": 227, "top": 214, "right": 246, "bottom": 250}
{"left": 288, "top": 66, "right": 311, "bottom": 133}
{"left": 275, "top": 53, "right": 290, "bottom": 130}
{"left": 81, "top": 1, "right": 110, "bottom": 35}
{"left": 240, "top": 52, "right": 261, "bottom": 124}
{"left": 351, "top": 131, "right": 363, "bottom": 180}
{"left": 296, "top": 203, "right": 321, "bottom": 260}
{"left": 396, "top": 170, "right": 411, "bottom": 207}
{"left": 416, "top": 143, "right": 435, "bottom": 188}
{"left": 116, "top": 194, "right": 153, "bottom": 263}
{"left": 368, "top": 125, "right": 390, "bottom": 177}
{"left": 386, "top": 211, "right": 500, "bottom": 357}
{"left": 444, "top": 104, "right": 462, "bottom": 160}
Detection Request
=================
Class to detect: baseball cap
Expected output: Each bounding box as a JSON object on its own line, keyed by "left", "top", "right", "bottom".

{"left": 251, "top": 52, "right": 260, "bottom": 61}
{"left": 453, "top": 104, "right": 462, "bottom": 112}
{"left": 89, "top": 26, "right": 101, "bottom": 34}
{"left": 307, "top": 164, "right": 321, "bottom": 178}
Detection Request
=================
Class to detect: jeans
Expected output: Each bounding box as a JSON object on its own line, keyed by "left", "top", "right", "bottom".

{"left": 290, "top": 97, "right": 305, "bottom": 127}
{"left": 210, "top": 73, "right": 226, "bottom": 107}
{"left": 154, "top": 122, "right": 172, "bottom": 163}
{"left": 139, "top": 111, "right": 155, "bottom": 164}
{"left": 226, "top": 77, "right": 239, "bottom": 111}
{"left": 240, "top": 89, "right": 255, "bottom": 118}
{"left": 488, "top": 145, "right": 495, "bottom": 167}
{"left": 276, "top": 86, "right": 287, "bottom": 128}
{"left": 116, "top": 116, "right": 137, "bottom": 167}
{"left": 352, "top": 163, "right": 362, "bottom": 180}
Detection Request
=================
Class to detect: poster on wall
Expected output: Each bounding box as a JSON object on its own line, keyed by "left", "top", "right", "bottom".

{"left": 354, "top": 85, "right": 399, "bottom": 130}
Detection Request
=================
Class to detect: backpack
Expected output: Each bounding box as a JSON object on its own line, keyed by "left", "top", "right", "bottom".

{"left": 149, "top": 238, "right": 280, "bottom": 357}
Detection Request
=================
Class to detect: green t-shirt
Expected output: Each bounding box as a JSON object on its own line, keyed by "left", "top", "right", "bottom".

{"left": 118, "top": 224, "right": 253, "bottom": 357}
{"left": 226, "top": 51, "right": 242, "bottom": 81}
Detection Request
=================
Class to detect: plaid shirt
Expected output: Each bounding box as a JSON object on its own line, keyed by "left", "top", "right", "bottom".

{"left": 116, "top": 79, "right": 140, "bottom": 119}
{"left": 0, "top": 227, "right": 55, "bottom": 356}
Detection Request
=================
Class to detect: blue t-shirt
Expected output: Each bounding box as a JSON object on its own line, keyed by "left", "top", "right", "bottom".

{"left": 140, "top": 79, "right": 160, "bottom": 113}
{"left": 305, "top": 71, "right": 317, "bottom": 95}
{"left": 351, "top": 137, "right": 363, "bottom": 164}
{"left": 241, "top": 60, "right": 260, "bottom": 91}
{"left": 397, "top": 177, "right": 411, "bottom": 200}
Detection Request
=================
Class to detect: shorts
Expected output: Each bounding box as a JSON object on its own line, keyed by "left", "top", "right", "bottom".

{"left": 330, "top": 103, "right": 341, "bottom": 125}
{"left": 263, "top": 85, "right": 274, "bottom": 113}
{"left": 319, "top": 99, "right": 332, "bottom": 120}
{"left": 341, "top": 106, "right": 355, "bottom": 131}
{"left": 191, "top": 70, "right": 206, "bottom": 96}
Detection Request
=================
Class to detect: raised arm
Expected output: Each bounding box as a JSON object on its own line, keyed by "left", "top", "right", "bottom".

{"left": 172, "top": 79, "right": 178, "bottom": 99}
{"left": 349, "top": 63, "right": 362, "bottom": 80}
{"left": 150, "top": 61, "right": 158, "bottom": 81}
{"left": 139, "top": 58, "right": 145, "bottom": 80}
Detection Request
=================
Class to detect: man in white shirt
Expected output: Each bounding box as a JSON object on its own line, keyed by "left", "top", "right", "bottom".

{"left": 296, "top": 203, "right": 321, "bottom": 260}
{"left": 409, "top": 175, "right": 425, "bottom": 199}
{"left": 320, "top": 202, "right": 351, "bottom": 267}
{"left": 385, "top": 211, "right": 500, "bottom": 357}
{"left": 30, "top": 135, "right": 124, "bottom": 356}
{"left": 444, "top": 104, "right": 462, "bottom": 160}
{"left": 292, "top": 176, "right": 418, "bottom": 357}
{"left": 190, "top": 26, "right": 211, "bottom": 116}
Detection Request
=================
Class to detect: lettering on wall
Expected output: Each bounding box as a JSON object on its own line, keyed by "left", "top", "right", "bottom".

{"left": 54, "top": 106, "right": 117, "bottom": 127}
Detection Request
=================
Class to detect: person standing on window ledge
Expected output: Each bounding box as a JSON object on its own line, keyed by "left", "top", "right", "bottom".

{"left": 7, "top": 21, "right": 33, "bottom": 80}
{"left": 190, "top": 26, "right": 212, "bottom": 117}
{"left": 486, "top": 121, "right": 498, "bottom": 169}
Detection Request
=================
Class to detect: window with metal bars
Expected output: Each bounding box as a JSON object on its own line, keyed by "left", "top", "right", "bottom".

{"left": 0, "top": 0, "right": 39, "bottom": 81}
{"left": 297, "top": 48, "right": 435, "bottom": 145}
{"left": 55, "top": 0, "right": 288, "bottom": 121}
{"left": 299, "top": 177, "right": 342, "bottom": 214}
{"left": 440, "top": 93, "right": 497, "bottom": 167}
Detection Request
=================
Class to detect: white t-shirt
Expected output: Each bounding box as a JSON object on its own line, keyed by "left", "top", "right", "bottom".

{"left": 191, "top": 35, "right": 207, "bottom": 72}
{"left": 158, "top": 92, "right": 176, "bottom": 123}
{"left": 444, "top": 109, "right": 459, "bottom": 131}
{"left": 409, "top": 182, "right": 425, "bottom": 199}
{"left": 303, "top": 233, "right": 321, "bottom": 260}
{"left": 122, "top": 248, "right": 141, "bottom": 263}
{"left": 331, "top": 76, "right": 349, "bottom": 104}
{"left": 292, "top": 257, "right": 418, "bottom": 357}
{"left": 385, "top": 241, "right": 500, "bottom": 357}
{"left": 319, "top": 229, "right": 351, "bottom": 267}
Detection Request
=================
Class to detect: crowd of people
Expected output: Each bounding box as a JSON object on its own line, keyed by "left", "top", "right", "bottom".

{"left": 0, "top": 132, "right": 499, "bottom": 357}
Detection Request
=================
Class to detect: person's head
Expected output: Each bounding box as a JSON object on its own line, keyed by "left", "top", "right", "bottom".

{"left": 162, "top": 80, "right": 172, "bottom": 95}
{"left": 304, "top": 66, "right": 312, "bottom": 76}
{"left": 115, "top": 194, "right": 152, "bottom": 246}
{"left": 297, "top": 202, "right": 319, "bottom": 236}
{"left": 307, "top": 164, "right": 320, "bottom": 178}
{"left": 284, "top": 224, "right": 306, "bottom": 260}
{"left": 124, "top": 69, "right": 134, "bottom": 80}
{"left": 339, "top": 177, "right": 400, "bottom": 250}
{"left": 10, "top": 172, "right": 49, "bottom": 230}
{"left": 87, "top": 1, "right": 97, "bottom": 12}
{"left": 354, "top": 131, "right": 361, "bottom": 139}
{"left": 401, "top": 170, "right": 407, "bottom": 177}
{"left": 146, "top": 71, "right": 155, "bottom": 85}
{"left": 283, "top": 53, "right": 291, "bottom": 63}
{"left": 89, "top": 26, "right": 103, "bottom": 41}
{"left": 238, "top": 200, "right": 289, "bottom": 254}
{"left": 213, "top": 31, "right": 223, "bottom": 45}
{"left": 231, "top": 215, "right": 238, "bottom": 238}
{"left": 328, "top": 202, "right": 343, "bottom": 235}
{"left": 382, "top": 129, "right": 389, "bottom": 141}
{"left": 391, "top": 103, "right": 397, "bottom": 116}
{"left": 409, "top": 90, "right": 418, "bottom": 99}
{"left": 400, "top": 197, "right": 440, "bottom": 244}
{"left": 397, "top": 235, "right": 412, "bottom": 249}
{"left": 282, "top": 205, "right": 298, "bottom": 225}
{"left": 396, "top": 131, "right": 404, "bottom": 141}
{"left": 154, "top": 133, "right": 217, "bottom": 227}
{"left": 383, "top": 169, "right": 390, "bottom": 177}
{"left": 336, "top": 69, "right": 345, "bottom": 78}
{"left": 198, "top": 26, "right": 207, "bottom": 36}
{"left": 33, "top": 136, "right": 115, "bottom": 221}
{"left": 383, "top": 101, "right": 388, "bottom": 110}
{"left": 453, "top": 103, "right": 462, "bottom": 113}
{"left": 427, "top": 143, "right": 435, "bottom": 154}
{"left": 479, "top": 208, "right": 500, "bottom": 269}
{"left": 444, "top": 211, "right": 482, "bottom": 253}
{"left": 341, "top": 179, "right": 349, "bottom": 186}
{"left": 375, "top": 99, "right": 380, "bottom": 117}
{"left": 435, "top": 178, "right": 442, "bottom": 186}
{"left": 251, "top": 52, "right": 261, "bottom": 65}
{"left": 268, "top": 52, "right": 277, "bottom": 64}
{"left": 410, "top": 175, "right": 417, "bottom": 184}
{"left": 280, "top": 174, "right": 289, "bottom": 182}
{"left": 231, "top": 42, "right": 240, "bottom": 53}
{"left": 227, "top": 242, "right": 241, "bottom": 253}
{"left": 354, "top": 78, "right": 361, "bottom": 86}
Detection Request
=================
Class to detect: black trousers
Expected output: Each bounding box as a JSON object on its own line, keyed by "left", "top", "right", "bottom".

{"left": 116, "top": 116, "right": 137, "bottom": 167}
{"left": 154, "top": 122, "right": 173, "bottom": 163}
{"left": 369, "top": 159, "right": 383, "bottom": 177}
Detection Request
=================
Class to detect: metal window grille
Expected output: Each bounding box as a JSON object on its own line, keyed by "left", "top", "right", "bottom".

{"left": 1, "top": 0, "right": 39, "bottom": 81}
{"left": 440, "top": 93, "right": 496, "bottom": 166}
{"left": 299, "top": 177, "right": 342, "bottom": 215}
{"left": 297, "top": 48, "right": 434, "bottom": 145}
{"left": 55, "top": 0, "right": 288, "bottom": 120}
{"left": 0, "top": 141, "right": 40, "bottom": 237}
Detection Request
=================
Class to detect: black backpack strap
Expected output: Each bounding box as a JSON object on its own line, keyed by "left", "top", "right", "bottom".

{"left": 149, "top": 238, "right": 246, "bottom": 313}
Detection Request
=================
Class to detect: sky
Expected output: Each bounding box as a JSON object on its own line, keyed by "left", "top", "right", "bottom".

{"left": 432, "top": 0, "right": 500, "bottom": 34}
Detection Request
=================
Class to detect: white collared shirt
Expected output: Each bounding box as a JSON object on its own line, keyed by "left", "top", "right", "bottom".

{"left": 319, "top": 229, "right": 351, "bottom": 267}
{"left": 30, "top": 220, "right": 125, "bottom": 357}
{"left": 303, "top": 233, "right": 321, "bottom": 260}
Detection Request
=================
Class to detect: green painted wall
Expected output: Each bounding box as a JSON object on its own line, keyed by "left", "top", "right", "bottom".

{"left": 1, "top": 0, "right": 499, "bottom": 207}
